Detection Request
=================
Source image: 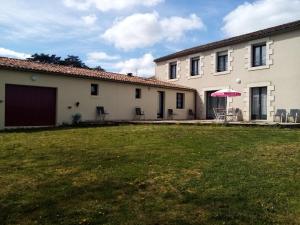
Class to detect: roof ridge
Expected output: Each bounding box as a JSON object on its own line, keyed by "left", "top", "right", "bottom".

{"left": 155, "top": 19, "right": 300, "bottom": 62}
{"left": 0, "top": 56, "right": 195, "bottom": 91}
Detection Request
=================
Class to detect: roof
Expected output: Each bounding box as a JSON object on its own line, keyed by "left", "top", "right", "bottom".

{"left": 0, "top": 57, "right": 195, "bottom": 92}
{"left": 154, "top": 19, "right": 300, "bottom": 62}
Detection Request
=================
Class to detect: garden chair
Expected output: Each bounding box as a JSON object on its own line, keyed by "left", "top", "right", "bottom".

{"left": 226, "top": 108, "right": 240, "bottom": 122}
{"left": 135, "top": 107, "right": 145, "bottom": 120}
{"left": 273, "top": 109, "right": 286, "bottom": 123}
{"left": 167, "top": 109, "right": 176, "bottom": 120}
{"left": 96, "top": 106, "right": 109, "bottom": 121}
{"left": 213, "top": 108, "right": 226, "bottom": 121}
{"left": 287, "top": 109, "right": 300, "bottom": 123}
{"left": 188, "top": 109, "right": 195, "bottom": 119}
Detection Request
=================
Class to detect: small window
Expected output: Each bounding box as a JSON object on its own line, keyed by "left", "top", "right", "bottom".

{"left": 169, "top": 62, "right": 177, "bottom": 79}
{"left": 216, "top": 51, "right": 228, "bottom": 72}
{"left": 176, "top": 93, "right": 184, "bottom": 109}
{"left": 252, "top": 43, "right": 266, "bottom": 67}
{"left": 135, "top": 88, "right": 141, "bottom": 99}
{"left": 91, "top": 84, "right": 98, "bottom": 96}
{"left": 191, "top": 57, "right": 200, "bottom": 76}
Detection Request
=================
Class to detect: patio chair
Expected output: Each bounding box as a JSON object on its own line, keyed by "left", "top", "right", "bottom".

{"left": 135, "top": 107, "right": 145, "bottom": 120}
{"left": 96, "top": 106, "right": 109, "bottom": 121}
{"left": 188, "top": 109, "right": 195, "bottom": 119}
{"left": 287, "top": 109, "right": 300, "bottom": 123}
{"left": 167, "top": 109, "right": 176, "bottom": 120}
{"left": 226, "top": 108, "right": 240, "bottom": 122}
{"left": 273, "top": 109, "right": 286, "bottom": 123}
{"left": 213, "top": 108, "right": 226, "bottom": 121}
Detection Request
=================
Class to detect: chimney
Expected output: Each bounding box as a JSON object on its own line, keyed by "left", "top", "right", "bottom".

{"left": 127, "top": 73, "right": 133, "bottom": 76}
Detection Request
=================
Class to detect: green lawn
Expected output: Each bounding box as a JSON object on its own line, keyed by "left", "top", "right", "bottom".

{"left": 0, "top": 125, "right": 299, "bottom": 225}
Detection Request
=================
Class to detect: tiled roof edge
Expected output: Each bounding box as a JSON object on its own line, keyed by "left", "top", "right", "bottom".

{"left": 0, "top": 57, "right": 195, "bottom": 92}
{"left": 154, "top": 20, "right": 300, "bottom": 62}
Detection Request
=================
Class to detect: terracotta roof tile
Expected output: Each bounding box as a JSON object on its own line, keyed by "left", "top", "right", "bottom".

{"left": 0, "top": 57, "right": 195, "bottom": 92}
{"left": 155, "top": 19, "right": 300, "bottom": 62}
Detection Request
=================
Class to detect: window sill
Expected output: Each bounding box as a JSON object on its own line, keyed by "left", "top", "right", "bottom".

{"left": 248, "top": 65, "right": 270, "bottom": 71}
{"left": 188, "top": 74, "right": 202, "bottom": 80}
{"left": 168, "top": 78, "right": 179, "bottom": 82}
{"left": 213, "top": 71, "right": 230, "bottom": 76}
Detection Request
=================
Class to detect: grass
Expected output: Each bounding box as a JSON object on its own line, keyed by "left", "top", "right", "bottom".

{"left": 0, "top": 125, "right": 299, "bottom": 225}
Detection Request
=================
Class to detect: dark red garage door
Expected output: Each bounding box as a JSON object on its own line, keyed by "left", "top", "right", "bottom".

{"left": 5, "top": 84, "right": 57, "bottom": 126}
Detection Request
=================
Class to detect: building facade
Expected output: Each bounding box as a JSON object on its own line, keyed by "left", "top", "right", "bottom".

{"left": 0, "top": 58, "right": 195, "bottom": 129}
{"left": 1, "top": 20, "right": 300, "bottom": 130}
{"left": 155, "top": 20, "right": 300, "bottom": 122}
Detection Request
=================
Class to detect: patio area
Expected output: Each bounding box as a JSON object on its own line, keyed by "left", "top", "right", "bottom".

{"left": 123, "top": 120, "right": 300, "bottom": 128}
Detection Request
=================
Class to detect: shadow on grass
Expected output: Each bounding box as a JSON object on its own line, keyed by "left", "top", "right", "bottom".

{"left": 0, "top": 174, "right": 295, "bottom": 225}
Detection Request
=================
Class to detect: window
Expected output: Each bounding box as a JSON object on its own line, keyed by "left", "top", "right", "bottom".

{"left": 91, "top": 84, "right": 98, "bottom": 96}
{"left": 252, "top": 43, "right": 266, "bottom": 67}
{"left": 176, "top": 93, "right": 184, "bottom": 109}
{"left": 191, "top": 57, "right": 200, "bottom": 76}
{"left": 169, "top": 62, "right": 177, "bottom": 79}
{"left": 216, "top": 51, "right": 228, "bottom": 72}
{"left": 135, "top": 88, "right": 141, "bottom": 99}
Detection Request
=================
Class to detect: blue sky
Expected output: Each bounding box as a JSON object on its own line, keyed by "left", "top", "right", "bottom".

{"left": 0, "top": 0, "right": 299, "bottom": 76}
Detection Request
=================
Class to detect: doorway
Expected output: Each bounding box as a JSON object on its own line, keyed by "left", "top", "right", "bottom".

{"left": 206, "top": 90, "right": 227, "bottom": 119}
{"left": 157, "top": 91, "right": 165, "bottom": 119}
{"left": 251, "top": 87, "right": 267, "bottom": 120}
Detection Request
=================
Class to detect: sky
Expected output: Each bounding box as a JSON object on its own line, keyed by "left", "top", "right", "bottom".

{"left": 0, "top": 0, "right": 299, "bottom": 77}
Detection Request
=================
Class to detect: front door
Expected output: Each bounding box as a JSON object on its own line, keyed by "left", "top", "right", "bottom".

{"left": 251, "top": 87, "right": 267, "bottom": 120}
{"left": 206, "top": 90, "right": 227, "bottom": 119}
{"left": 157, "top": 91, "right": 165, "bottom": 119}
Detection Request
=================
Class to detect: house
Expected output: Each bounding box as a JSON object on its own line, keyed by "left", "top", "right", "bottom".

{"left": 1, "top": 20, "right": 300, "bottom": 130}
{"left": 154, "top": 20, "right": 300, "bottom": 122}
{"left": 0, "top": 57, "right": 195, "bottom": 129}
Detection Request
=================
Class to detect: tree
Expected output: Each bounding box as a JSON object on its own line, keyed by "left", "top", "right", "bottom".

{"left": 61, "top": 55, "right": 88, "bottom": 68}
{"left": 27, "top": 53, "right": 105, "bottom": 71}
{"left": 29, "top": 53, "right": 61, "bottom": 64}
{"left": 92, "top": 66, "right": 105, "bottom": 72}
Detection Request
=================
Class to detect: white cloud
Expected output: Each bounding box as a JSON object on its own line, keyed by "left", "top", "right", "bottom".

{"left": 81, "top": 15, "right": 97, "bottom": 26}
{"left": 114, "top": 53, "right": 155, "bottom": 77}
{"left": 63, "top": 0, "right": 90, "bottom": 10}
{"left": 0, "top": 47, "right": 31, "bottom": 59}
{"left": 222, "top": 0, "right": 300, "bottom": 37}
{"left": 102, "top": 12, "right": 204, "bottom": 50}
{"left": 63, "top": 0, "right": 163, "bottom": 12}
{"left": 86, "top": 51, "right": 120, "bottom": 65}
{"left": 160, "top": 14, "right": 204, "bottom": 41}
{"left": 0, "top": 1, "right": 101, "bottom": 41}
